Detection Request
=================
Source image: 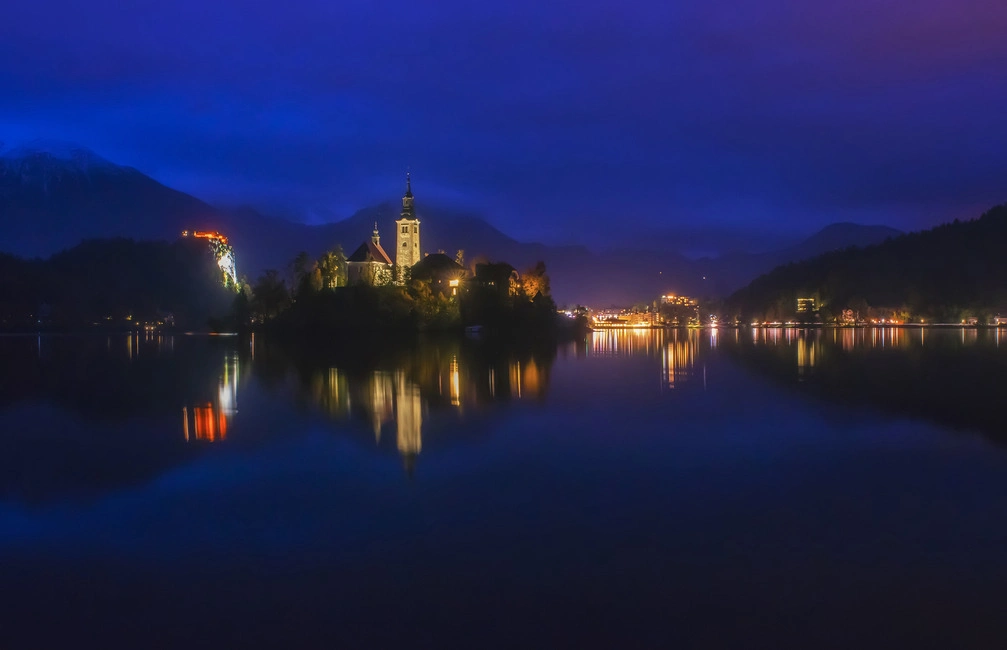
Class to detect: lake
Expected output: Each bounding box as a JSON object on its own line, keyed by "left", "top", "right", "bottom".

{"left": 2, "top": 328, "right": 1007, "bottom": 648}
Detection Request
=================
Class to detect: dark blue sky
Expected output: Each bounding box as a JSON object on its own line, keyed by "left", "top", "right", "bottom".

{"left": 2, "top": 0, "right": 1005, "bottom": 248}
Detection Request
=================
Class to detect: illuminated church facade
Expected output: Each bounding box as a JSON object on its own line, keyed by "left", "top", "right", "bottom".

{"left": 346, "top": 173, "right": 433, "bottom": 286}
{"left": 395, "top": 172, "right": 421, "bottom": 272}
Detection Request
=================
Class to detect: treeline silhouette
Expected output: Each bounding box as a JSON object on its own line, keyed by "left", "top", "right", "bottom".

{"left": 238, "top": 248, "right": 568, "bottom": 336}
{"left": 727, "top": 204, "right": 1007, "bottom": 323}
{"left": 0, "top": 235, "right": 574, "bottom": 335}
{"left": 0, "top": 238, "right": 233, "bottom": 330}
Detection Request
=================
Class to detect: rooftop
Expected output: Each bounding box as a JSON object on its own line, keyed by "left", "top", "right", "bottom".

{"left": 347, "top": 240, "right": 393, "bottom": 265}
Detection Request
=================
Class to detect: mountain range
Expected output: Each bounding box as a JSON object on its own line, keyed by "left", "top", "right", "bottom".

{"left": 0, "top": 141, "right": 902, "bottom": 306}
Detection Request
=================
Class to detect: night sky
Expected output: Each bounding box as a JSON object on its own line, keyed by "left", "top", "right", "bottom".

{"left": 2, "top": 0, "right": 1006, "bottom": 249}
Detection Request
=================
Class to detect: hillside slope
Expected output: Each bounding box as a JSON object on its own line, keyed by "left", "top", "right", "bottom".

{"left": 727, "top": 204, "right": 1007, "bottom": 322}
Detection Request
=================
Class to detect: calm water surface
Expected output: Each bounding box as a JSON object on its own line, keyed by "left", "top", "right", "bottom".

{"left": 2, "top": 328, "right": 1007, "bottom": 648}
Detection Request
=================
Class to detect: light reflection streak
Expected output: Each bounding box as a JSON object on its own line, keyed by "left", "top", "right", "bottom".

{"left": 395, "top": 371, "right": 423, "bottom": 463}
{"left": 450, "top": 356, "right": 460, "bottom": 406}
{"left": 590, "top": 328, "right": 663, "bottom": 357}
{"left": 662, "top": 330, "right": 698, "bottom": 389}
{"left": 183, "top": 351, "right": 240, "bottom": 443}
{"left": 300, "top": 349, "right": 549, "bottom": 473}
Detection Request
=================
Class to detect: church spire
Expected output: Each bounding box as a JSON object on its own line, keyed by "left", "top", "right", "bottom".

{"left": 372, "top": 221, "right": 380, "bottom": 246}
{"left": 401, "top": 171, "right": 415, "bottom": 218}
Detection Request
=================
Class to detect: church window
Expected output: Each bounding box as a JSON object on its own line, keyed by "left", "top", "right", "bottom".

{"left": 402, "top": 242, "right": 407, "bottom": 247}
{"left": 401, "top": 225, "right": 408, "bottom": 233}
{"left": 413, "top": 226, "right": 418, "bottom": 233}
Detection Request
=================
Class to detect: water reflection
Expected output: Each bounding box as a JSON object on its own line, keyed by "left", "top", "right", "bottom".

{"left": 309, "top": 368, "right": 352, "bottom": 419}
{"left": 727, "top": 326, "right": 1007, "bottom": 441}
{"left": 590, "top": 328, "right": 662, "bottom": 357}
{"left": 0, "top": 333, "right": 249, "bottom": 419}
{"left": 258, "top": 337, "right": 555, "bottom": 470}
{"left": 8, "top": 334, "right": 1007, "bottom": 645}
{"left": 6, "top": 327, "right": 1007, "bottom": 501}
{"left": 363, "top": 371, "right": 394, "bottom": 441}
{"left": 662, "top": 330, "right": 699, "bottom": 389}
{"left": 182, "top": 351, "right": 239, "bottom": 443}
{"left": 568, "top": 326, "right": 1007, "bottom": 442}
{"left": 396, "top": 372, "right": 423, "bottom": 467}
{"left": 796, "top": 330, "right": 817, "bottom": 379}
{"left": 0, "top": 334, "right": 254, "bottom": 502}
{"left": 310, "top": 368, "right": 424, "bottom": 471}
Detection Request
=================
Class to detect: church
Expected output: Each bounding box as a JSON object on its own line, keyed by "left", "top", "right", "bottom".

{"left": 345, "top": 222, "right": 394, "bottom": 285}
{"left": 347, "top": 173, "right": 442, "bottom": 286}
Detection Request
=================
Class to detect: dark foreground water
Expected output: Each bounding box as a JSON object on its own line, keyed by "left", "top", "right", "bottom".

{"left": 2, "top": 328, "right": 1007, "bottom": 648}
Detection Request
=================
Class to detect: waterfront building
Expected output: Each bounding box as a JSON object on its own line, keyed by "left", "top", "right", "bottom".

{"left": 797, "top": 297, "right": 817, "bottom": 313}
{"left": 411, "top": 253, "right": 467, "bottom": 296}
{"left": 474, "top": 262, "right": 520, "bottom": 297}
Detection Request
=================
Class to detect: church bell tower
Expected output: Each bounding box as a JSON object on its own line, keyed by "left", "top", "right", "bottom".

{"left": 395, "top": 172, "right": 421, "bottom": 272}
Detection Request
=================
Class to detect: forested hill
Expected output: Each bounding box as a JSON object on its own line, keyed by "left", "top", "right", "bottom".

{"left": 0, "top": 238, "right": 234, "bottom": 329}
{"left": 726, "top": 204, "right": 1007, "bottom": 323}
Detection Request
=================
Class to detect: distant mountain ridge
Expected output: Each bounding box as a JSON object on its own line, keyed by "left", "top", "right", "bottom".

{"left": 797, "top": 222, "right": 903, "bottom": 254}
{"left": 0, "top": 140, "right": 906, "bottom": 305}
{"left": 0, "top": 141, "right": 223, "bottom": 256}
{"left": 693, "top": 222, "right": 903, "bottom": 296}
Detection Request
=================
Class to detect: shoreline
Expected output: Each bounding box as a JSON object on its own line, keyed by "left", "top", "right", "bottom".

{"left": 591, "top": 323, "right": 1006, "bottom": 331}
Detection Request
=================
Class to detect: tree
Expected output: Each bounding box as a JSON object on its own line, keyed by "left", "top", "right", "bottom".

{"left": 407, "top": 279, "right": 461, "bottom": 329}
{"left": 291, "top": 251, "right": 312, "bottom": 287}
{"left": 251, "top": 270, "right": 291, "bottom": 321}
{"left": 231, "top": 288, "right": 252, "bottom": 328}
{"left": 318, "top": 246, "right": 347, "bottom": 289}
{"left": 521, "top": 261, "right": 551, "bottom": 299}
{"left": 374, "top": 264, "right": 393, "bottom": 287}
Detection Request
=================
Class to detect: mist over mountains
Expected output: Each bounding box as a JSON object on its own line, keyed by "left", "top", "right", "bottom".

{"left": 0, "top": 141, "right": 902, "bottom": 306}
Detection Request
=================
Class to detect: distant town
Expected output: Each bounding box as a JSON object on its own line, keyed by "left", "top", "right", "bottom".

{"left": 583, "top": 294, "right": 1007, "bottom": 329}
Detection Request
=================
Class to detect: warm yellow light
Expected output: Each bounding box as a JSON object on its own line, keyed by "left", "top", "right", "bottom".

{"left": 449, "top": 279, "right": 460, "bottom": 287}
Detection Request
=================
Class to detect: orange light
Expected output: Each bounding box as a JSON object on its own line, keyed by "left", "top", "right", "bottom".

{"left": 192, "top": 404, "right": 227, "bottom": 441}
{"left": 192, "top": 231, "right": 229, "bottom": 245}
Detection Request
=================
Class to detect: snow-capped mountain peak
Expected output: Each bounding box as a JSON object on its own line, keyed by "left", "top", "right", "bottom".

{"left": 0, "top": 139, "right": 135, "bottom": 195}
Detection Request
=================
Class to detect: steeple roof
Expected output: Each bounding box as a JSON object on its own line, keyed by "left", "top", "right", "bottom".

{"left": 399, "top": 171, "right": 417, "bottom": 220}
